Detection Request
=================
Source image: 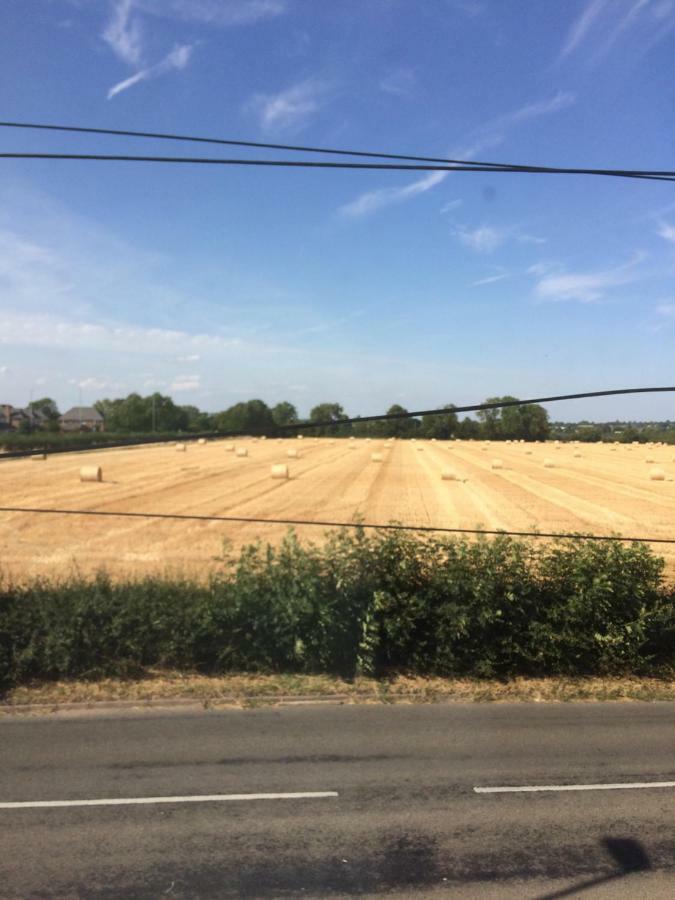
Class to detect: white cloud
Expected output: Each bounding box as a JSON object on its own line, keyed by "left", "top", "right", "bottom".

{"left": 656, "top": 302, "right": 675, "bottom": 317}
{"left": 534, "top": 253, "right": 644, "bottom": 302}
{"left": 440, "top": 199, "right": 463, "bottom": 214}
{"left": 338, "top": 171, "right": 447, "bottom": 218}
{"left": 177, "top": 353, "right": 200, "bottom": 363}
{"left": 107, "top": 43, "right": 194, "bottom": 99}
{"left": 454, "top": 225, "right": 505, "bottom": 253}
{"left": 559, "top": 0, "right": 675, "bottom": 63}
{"left": 471, "top": 271, "right": 509, "bottom": 286}
{"left": 488, "top": 91, "right": 576, "bottom": 132}
{"left": 171, "top": 374, "right": 201, "bottom": 391}
{"left": 103, "top": 0, "right": 144, "bottom": 65}
{"left": 0, "top": 311, "right": 241, "bottom": 355}
{"left": 248, "top": 78, "right": 329, "bottom": 131}
{"left": 77, "top": 377, "right": 115, "bottom": 390}
{"left": 0, "top": 366, "right": 9, "bottom": 375}
{"left": 657, "top": 221, "right": 675, "bottom": 243}
{"left": 338, "top": 92, "right": 575, "bottom": 219}
{"left": 137, "top": 0, "right": 286, "bottom": 26}
{"left": 559, "top": 0, "right": 609, "bottom": 60}
{"left": 452, "top": 224, "right": 545, "bottom": 253}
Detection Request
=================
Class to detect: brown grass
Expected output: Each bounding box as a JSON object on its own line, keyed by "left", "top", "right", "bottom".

{"left": 3, "top": 671, "right": 674, "bottom": 713}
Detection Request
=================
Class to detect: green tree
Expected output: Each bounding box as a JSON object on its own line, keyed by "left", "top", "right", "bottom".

{"left": 215, "top": 399, "right": 275, "bottom": 435}
{"left": 28, "top": 397, "right": 60, "bottom": 431}
{"left": 420, "top": 404, "right": 458, "bottom": 439}
{"left": 478, "top": 396, "right": 549, "bottom": 441}
{"left": 309, "top": 402, "right": 349, "bottom": 436}
{"left": 271, "top": 401, "right": 299, "bottom": 428}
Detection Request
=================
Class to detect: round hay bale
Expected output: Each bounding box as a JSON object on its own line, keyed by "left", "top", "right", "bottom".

{"left": 261, "top": 436, "right": 267, "bottom": 441}
{"left": 543, "top": 459, "right": 555, "bottom": 468}
{"left": 287, "top": 449, "right": 299, "bottom": 458}
{"left": 645, "top": 457, "right": 655, "bottom": 463}
{"left": 441, "top": 469, "right": 458, "bottom": 481}
{"left": 649, "top": 468, "right": 666, "bottom": 481}
{"left": 525, "top": 450, "right": 533, "bottom": 455}
{"left": 349, "top": 444, "right": 357, "bottom": 450}
{"left": 270, "top": 464, "right": 289, "bottom": 479}
{"left": 235, "top": 447, "right": 248, "bottom": 458}
{"left": 80, "top": 465, "right": 102, "bottom": 482}
{"left": 31, "top": 453, "right": 47, "bottom": 461}
{"left": 416, "top": 446, "right": 424, "bottom": 452}
{"left": 197, "top": 438, "right": 206, "bottom": 445}
{"left": 175, "top": 443, "right": 186, "bottom": 452}
{"left": 370, "top": 452, "right": 383, "bottom": 462}
{"left": 491, "top": 459, "right": 503, "bottom": 469}
{"left": 224, "top": 443, "right": 235, "bottom": 452}
{"left": 573, "top": 451, "right": 582, "bottom": 458}
{"left": 297, "top": 435, "right": 304, "bottom": 440}
{"left": 349, "top": 436, "right": 355, "bottom": 441}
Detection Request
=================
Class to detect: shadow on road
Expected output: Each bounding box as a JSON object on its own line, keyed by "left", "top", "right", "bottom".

{"left": 536, "top": 837, "right": 652, "bottom": 899}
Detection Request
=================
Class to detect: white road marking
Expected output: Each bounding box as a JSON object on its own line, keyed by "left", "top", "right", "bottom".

{"left": 474, "top": 782, "right": 675, "bottom": 794}
{"left": 0, "top": 791, "right": 339, "bottom": 809}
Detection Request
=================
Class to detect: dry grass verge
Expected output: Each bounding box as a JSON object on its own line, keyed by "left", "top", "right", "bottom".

{"left": 3, "top": 672, "right": 674, "bottom": 712}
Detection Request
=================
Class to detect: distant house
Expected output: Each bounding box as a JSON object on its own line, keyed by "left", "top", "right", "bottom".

{"left": 60, "top": 406, "right": 105, "bottom": 432}
{"left": 0, "top": 404, "right": 48, "bottom": 431}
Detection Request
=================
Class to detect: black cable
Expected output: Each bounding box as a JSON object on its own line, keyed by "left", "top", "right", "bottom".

{"left": 1, "top": 120, "right": 674, "bottom": 181}
{"left": 1, "top": 152, "right": 674, "bottom": 181}
{"left": 0, "top": 505, "right": 672, "bottom": 545}
{"left": 1, "top": 387, "right": 673, "bottom": 458}
{"left": 284, "top": 387, "right": 675, "bottom": 432}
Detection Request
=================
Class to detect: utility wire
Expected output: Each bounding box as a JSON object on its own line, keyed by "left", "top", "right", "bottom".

{"left": 1, "top": 120, "right": 674, "bottom": 181}
{"left": 283, "top": 386, "right": 675, "bottom": 432}
{"left": 1, "top": 152, "right": 674, "bottom": 182}
{"left": 0, "top": 506, "right": 672, "bottom": 545}
{"left": 1, "top": 387, "right": 673, "bottom": 459}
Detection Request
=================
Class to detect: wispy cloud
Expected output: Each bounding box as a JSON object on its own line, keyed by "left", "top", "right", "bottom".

{"left": 534, "top": 253, "right": 644, "bottom": 302}
{"left": 379, "top": 67, "right": 417, "bottom": 98}
{"left": 453, "top": 224, "right": 545, "bottom": 253}
{"left": 248, "top": 78, "right": 329, "bottom": 131}
{"left": 656, "top": 301, "right": 675, "bottom": 317}
{"left": 177, "top": 353, "right": 200, "bottom": 363}
{"left": 440, "top": 199, "right": 463, "bottom": 214}
{"left": 0, "top": 311, "right": 240, "bottom": 355}
{"left": 339, "top": 171, "right": 447, "bottom": 218}
{"left": 657, "top": 221, "right": 675, "bottom": 243}
{"left": 171, "top": 373, "right": 201, "bottom": 391}
{"left": 559, "top": 0, "right": 675, "bottom": 64}
{"left": 338, "top": 92, "right": 575, "bottom": 219}
{"left": 137, "top": 0, "right": 286, "bottom": 26}
{"left": 103, "top": 0, "right": 143, "bottom": 65}
{"left": 107, "top": 43, "right": 194, "bottom": 99}
{"left": 559, "top": 0, "right": 609, "bottom": 60}
{"left": 471, "top": 269, "right": 510, "bottom": 286}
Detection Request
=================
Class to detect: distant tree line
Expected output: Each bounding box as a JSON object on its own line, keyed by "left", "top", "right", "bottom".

{"left": 11, "top": 393, "right": 675, "bottom": 444}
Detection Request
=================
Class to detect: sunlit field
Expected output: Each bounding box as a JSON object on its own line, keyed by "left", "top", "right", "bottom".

{"left": 1, "top": 437, "right": 673, "bottom": 581}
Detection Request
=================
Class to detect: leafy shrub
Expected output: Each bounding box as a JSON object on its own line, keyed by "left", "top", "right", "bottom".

{"left": 0, "top": 530, "right": 673, "bottom": 691}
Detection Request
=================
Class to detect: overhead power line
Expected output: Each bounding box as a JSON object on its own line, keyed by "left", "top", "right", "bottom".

{"left": 2, "top": 120, "right": 675, "bottom": 182}
{"left": 0, "top": 506, "right": 672, "bottom": 545}
{"left": 1, "top": 151, "right": 674, "bottom": 181}
{"left": 283, "top": 386, "right": 675, "bottom": 432}
{"left": 1, "top": 386, "right": 673, "bottom": 460}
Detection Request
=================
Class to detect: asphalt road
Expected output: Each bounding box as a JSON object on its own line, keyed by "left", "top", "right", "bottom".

{"left": 0, "top": 702, "right": 673, "bottom": 898}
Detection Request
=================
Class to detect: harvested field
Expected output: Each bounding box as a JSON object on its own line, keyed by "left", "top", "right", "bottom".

{"left": 0, "top": 438, "right": 674, "bottom": 580}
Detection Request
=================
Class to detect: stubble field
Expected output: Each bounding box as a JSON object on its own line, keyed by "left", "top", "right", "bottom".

{"left": 1, "top": 437, "right": 674, "bottom": 581}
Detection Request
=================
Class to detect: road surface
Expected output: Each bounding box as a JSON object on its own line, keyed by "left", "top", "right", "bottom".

{"left": 0, "top": 702, "right": 673, "bottom": 897}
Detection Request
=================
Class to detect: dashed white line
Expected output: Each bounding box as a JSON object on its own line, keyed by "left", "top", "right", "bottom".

{"left": 0, "top": 791, "right": 339, "bottom": 810}
{"left": 474, "top": 782, "right": 675, "bottom": 794}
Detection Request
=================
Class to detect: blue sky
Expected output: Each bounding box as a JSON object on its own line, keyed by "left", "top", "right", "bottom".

{"left": 0, "top": 0, "right": 673, "bottom": 420}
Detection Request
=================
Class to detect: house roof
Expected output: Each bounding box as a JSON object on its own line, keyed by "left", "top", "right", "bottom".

{"left": 60, "top": 406, "right": 104, "bottom": 421}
